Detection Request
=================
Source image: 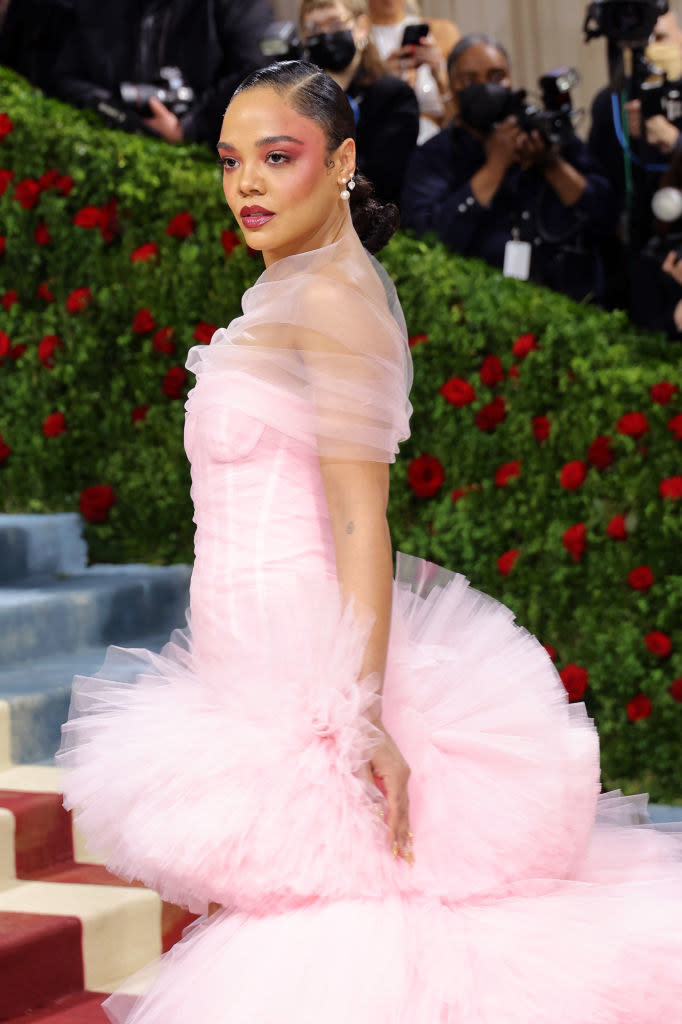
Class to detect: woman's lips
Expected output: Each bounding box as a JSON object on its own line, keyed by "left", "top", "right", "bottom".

{"left": 240, "top": 206, "right": 275, "bottom": 229}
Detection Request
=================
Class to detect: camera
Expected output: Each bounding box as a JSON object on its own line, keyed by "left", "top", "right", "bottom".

{"left": 583, "top": 0, "right": 668, "bottom": 47}
{"left": 258, "top": 21, "right": 305, "bottom": 61}
{"left": 120, "top": 66, "right": 195, "bottom": 118}
{"left": 458, "top": 68, "right": 579, "bottom": 148}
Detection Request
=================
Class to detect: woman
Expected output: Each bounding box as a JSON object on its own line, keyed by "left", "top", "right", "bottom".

{"left": 59, "top": 60, "right": 682, "bottom": 1023}
{"left": 368, "top": 0, "right": 460, "bottom": 142}
{"left": 298, "top": 0, "right": 419, "bottom": 205}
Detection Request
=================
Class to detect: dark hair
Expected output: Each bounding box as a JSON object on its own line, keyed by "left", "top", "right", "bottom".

{"left": 232, "top": 61, "right": 398, "bottom": 253}
{"left": 446, "top": 33, "right": 510, "bottom": 80}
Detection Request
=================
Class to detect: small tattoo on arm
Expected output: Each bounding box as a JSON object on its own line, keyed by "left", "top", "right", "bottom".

{"left": 346, "top": 521, "right": 355, "bottom": 535}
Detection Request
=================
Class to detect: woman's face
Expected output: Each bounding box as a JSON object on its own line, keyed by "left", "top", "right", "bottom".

{"left": 299, "top": 2, "right": 370, "bottom": 56}
{"left": 218, "top": 87, "right": 355, "bottom": 266}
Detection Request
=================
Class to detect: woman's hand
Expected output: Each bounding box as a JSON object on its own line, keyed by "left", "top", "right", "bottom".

{"left": 663, "top": 248, "right": 682, "bottom": 285}
{"left": 385, "top": 44, "right": 421, "bottom": 78}
{"left": 370, "top": 721, "right": 413, "bottom": 864}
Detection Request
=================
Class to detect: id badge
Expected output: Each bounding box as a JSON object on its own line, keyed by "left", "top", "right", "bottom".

{"left": 503, "top": 239, "right": 531, "bottom": 281}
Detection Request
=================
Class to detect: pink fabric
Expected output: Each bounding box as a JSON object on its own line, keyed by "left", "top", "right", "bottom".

{"left": 58, "top": 230, "right": 682, "bottom": 1023}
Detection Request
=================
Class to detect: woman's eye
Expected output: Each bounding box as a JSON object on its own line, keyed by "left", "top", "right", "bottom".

{"left": 266, "top": 152, "right": 290, "bottom": 165}
{"left": 217, "top": 156, "right": 238, "bottom": 171}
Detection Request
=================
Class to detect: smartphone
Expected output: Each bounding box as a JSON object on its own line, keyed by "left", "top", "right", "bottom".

{"left": 401, "top": 22, "right": 429, "bottom": 47}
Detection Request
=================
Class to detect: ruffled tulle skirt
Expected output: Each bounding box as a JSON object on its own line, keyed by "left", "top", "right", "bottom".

{"left": 58, "top": 553, "right": 682, "bottom": 1023}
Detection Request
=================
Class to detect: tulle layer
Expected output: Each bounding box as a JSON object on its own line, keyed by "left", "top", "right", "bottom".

{"left": 58, "top": 553, "right": 681, "bottom": 920}
{"left": 104, "top": 891, "right": 682, "bottom": 1024}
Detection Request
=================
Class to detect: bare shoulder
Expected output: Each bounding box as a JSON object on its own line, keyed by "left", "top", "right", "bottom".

{"left": 429, "top": 17, "right": 460, "bottom": 55}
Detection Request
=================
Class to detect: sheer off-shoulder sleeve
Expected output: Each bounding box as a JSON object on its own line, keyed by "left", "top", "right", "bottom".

{"left": 186, "top": 231, "right": 413, "bottom": 463}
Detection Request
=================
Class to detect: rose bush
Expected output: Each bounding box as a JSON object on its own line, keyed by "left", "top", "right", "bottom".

{"left": 0, "top": 66, "right": 680, "bottom": 800}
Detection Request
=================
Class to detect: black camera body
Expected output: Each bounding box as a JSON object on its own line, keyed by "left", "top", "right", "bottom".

{"left": 459, "top": 69, "right": 579, "bottom": 148}
{"left": 120, "top": 66, "right": 195, "bottom": 118}
{"left": 583, "top": 0, "right": 668, "bottom": 47}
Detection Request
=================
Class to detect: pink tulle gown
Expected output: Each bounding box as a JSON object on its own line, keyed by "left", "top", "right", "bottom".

{"left": 59, "top": 228, "right": 682, "bottom": 1023}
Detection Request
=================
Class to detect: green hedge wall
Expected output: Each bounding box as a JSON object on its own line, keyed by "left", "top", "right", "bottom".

{"left": 1, "top": 68, "right": 681, "bottom": 800}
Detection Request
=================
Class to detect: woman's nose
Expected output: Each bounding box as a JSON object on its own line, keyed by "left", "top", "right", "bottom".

{"left": 237, "top": 164, "right": 265, "bottom": 196}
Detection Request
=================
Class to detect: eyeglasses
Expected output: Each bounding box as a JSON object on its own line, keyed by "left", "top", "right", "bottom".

{"left": 301, "top": 14, "right": 353, "bottom": 37}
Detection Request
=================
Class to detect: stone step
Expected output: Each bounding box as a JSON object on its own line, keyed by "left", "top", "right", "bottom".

{"left": 0, "top": 629, "right": 178, "bottom": 765}
{"left": 2, "top": 990, "right": 109, "bottom": 1023}
{"left": 0, "top": 514, "right": 87, "bottom": 585}
{"left": 0, "top": 563, "right": 190, "bottom": 667}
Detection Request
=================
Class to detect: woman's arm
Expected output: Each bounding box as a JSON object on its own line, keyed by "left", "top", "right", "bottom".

{"left": 319, "top": 456, "right": 413, "bottom": 862}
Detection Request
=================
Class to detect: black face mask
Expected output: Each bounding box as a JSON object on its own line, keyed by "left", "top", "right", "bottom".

{"left": 305, "top": 29, "right": 356, "bottom": 72}
{"left": 457, "top": 82, "right": 514, "bottom": 134}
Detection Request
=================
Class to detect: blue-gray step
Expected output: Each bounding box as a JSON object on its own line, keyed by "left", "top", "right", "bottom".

{"left": 0, "top": 513, "right": 88, "bottom": 584}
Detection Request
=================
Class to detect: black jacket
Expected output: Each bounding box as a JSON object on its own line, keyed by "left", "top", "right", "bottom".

{"left": 51, "top": 0, "right": 273, "bottom": 143}
{"left": 401, "top": 122, "right": 618, "bottom": 303}
{"left": 348, "top": 71, "right": 419, "bottom": 207}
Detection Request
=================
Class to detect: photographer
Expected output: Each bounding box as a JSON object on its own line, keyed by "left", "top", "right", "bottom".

{"left": 298, "top": 0, "right": 419, "bottom": 205}
{"left": 400, "top": 35, "right": 618, "bottom": 303}
{"left": 51, "top": 0, "right": 273, "bottom": 145}
{"left": 629, "top": 149, "right": 682, "bottom": 336}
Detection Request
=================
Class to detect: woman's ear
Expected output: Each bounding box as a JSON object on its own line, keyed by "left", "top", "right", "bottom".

{"left": 353, "top": 13, "right": 370, "bottom": 46}
{"left": 338, "top": 137, "right": 357, "bottom": 181}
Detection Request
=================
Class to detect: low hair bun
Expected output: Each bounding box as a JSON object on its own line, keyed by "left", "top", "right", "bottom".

{"left": 349, "top": 172, "right": 399, "bottom": 254}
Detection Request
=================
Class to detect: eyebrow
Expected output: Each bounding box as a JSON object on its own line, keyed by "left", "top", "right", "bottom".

{"left": 217, "top": 135, "right": 305, "bottom": 151}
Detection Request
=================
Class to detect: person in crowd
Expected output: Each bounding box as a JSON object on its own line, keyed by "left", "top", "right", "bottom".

{"left": 298, "top": 0, "right": 419, "bottom": 205}
{"left": 629, "top": 149, "right": 682, "bottom": 338}
{"left": 0, "top": 0, "right": 73, "bottom": 93}
{"left": 50, "top": 0, "right": 273, "bottom": 145}
{"left": 368, "top": 0, "right": 459, "bottom": 143}
{"left": 400, "top": 34, "right": 618, "bottom": 304}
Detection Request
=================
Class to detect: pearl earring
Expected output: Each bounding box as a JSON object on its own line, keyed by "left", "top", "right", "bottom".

{"left": 340, "top": 171, "right": 356, "bottom": 201}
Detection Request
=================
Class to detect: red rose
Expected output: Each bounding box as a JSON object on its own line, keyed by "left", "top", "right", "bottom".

{"left": 508, "top": 364, "right": 520, "bottom": 379}
{"left": 193, "top": 321, "right": 217, "bottom": 344}
{"left": 543, "top": 643, "right": 558, "bottom": 662}
{"left": 78, "top": 484, "right": 117, "bottom": 523}
{"left": 606, "top": 514, "right": 627, "bottom": 540}
{"left": 408, "top": 333, "right": 428, "bottom": 348}
{"left": 38, "top": 334, "right": 63, "bottom": 368}
{"left": 98, "top": 197, "right": 118, "bottom": 243}
{"left": 450, "top": 487, "right": 467, "bottom": 503}
{"left": 497, "top": 548, "right": 520, "bottom": 575}
{"left": 660, "top": 475, "right": 682, "bottom": 499}
{"left": 42, "top": 411, "right": 67, "bottom": 437}
{"left": 669, "top": 677, "right": 682, "bottom": 703}
{"left": 479, "top": 354, "right": 504, "bottom": 387}
{"left": 65, "top": 287, "right": 92, "bottom": 314}
{"left": 38, "top": 169, "right": 61, "bottom": 190}
{"left": 165, "top": 211, "right": 195, "bottom": 238}
{"left": 73, "top": 206, "right": 103, "bottom": 228}
{"left": 0, "top": 236, "right": 5, "bottom": 256}
{"left": 407, "top": 454, "right": 445, "bottom": 498}
{"left": 628, "top": 565, "right": 654, "bottom": 591}
{"left": 221, "top": 229, "right": 241, "bottom": 256}
{"left": 132, "top": 308, "right": 156, "bottom": 334}
{"left": 650, "top": 381, "right": 677, "bottom": 404}
{"left": 0, "top": 434, "right": 10, "bottom": 463}
{"left": 644, "top": 631, "right": 672, "bottom": 657}
{"left": 627, "top": 693, "right": 652, "bottom": 722}
{"left": 0, "top": 169, "right": 13, "bottom": 196}
{"left": 0, "top": 331, "right": 11, "bottom": 358}
{"left": 440, "top": 376, "right": 476, "bottom": 407}
{"left": 9, "top": 343, "right": 25, "bottom": 361}
{"left": 531, "top": 414, "right": 550, "bottom": 442}
{"left": 559, "top": 663, "right": 588, "bottom": 701}
{"left": 162, "top": 366, "right": 188, "bottom": 400}
{"left": 562, "top": 522, "right": 587, "bottom": 562}
{"left": 512, "top": 332, "right": 539, "bottom": 358}
{"left": 475, "top": 396, "right": 507, "bottom": 432}
{"left": 1, "top": 290, "right": 18, "bottom": 311}
{"left": 131, "top": 242, "right": 159, "bottom": 263}
{"left": 36, "top": 281, "right": 55, "bottom": 302}
{"left": 13, "top": 178, "right": 41, "bottom": 209}
{"left": 131, "top": 405, "right": 150, "bottom": 423}
{"left": 34, "top": 221, "right": 51, "bottom": 246}
{"left": 0, "top": 113, "right": 13, "bottom": 139}
{"left": 587, "top": 435, "right": 614, "bottom": 469}
{"left": 668, "top": 413, "right": 682, "bottom": 441}
{"left": 616, "top": 411, "right": 649, "bottom": 438}
{"left": 559, "top": 459, "right": 587, "bottom": 490}
{"left": 57, "top": 175, "right": 74, "bottom": 195}
{"left": 152, "top": 326, "right": 175, "bottom": 354}
{"left": 494, "top": 459, "right": 521, "bottom": 487}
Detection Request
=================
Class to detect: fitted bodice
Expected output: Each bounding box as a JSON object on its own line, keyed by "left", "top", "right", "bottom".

{"left": 184, "top": 372, "right": 337, "bottom": 661}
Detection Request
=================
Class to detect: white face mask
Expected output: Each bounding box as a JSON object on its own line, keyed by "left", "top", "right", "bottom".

{"left": 645, "top": 41, "right": 682, "bottom": 82}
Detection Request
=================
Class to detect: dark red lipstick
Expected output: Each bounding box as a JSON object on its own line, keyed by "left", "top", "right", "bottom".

{"left": 240, "top": 205, "right": 276, "bottom": 229}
